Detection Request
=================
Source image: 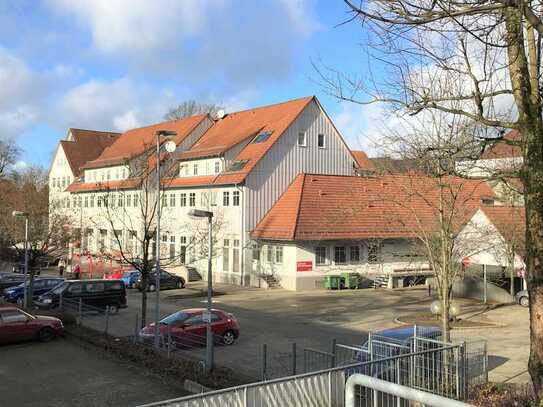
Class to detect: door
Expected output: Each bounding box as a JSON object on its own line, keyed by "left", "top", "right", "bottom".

{"left": 181, "top": 313, "right": 206, "bottom": 346}
{"left": 210, "top": 312, "right": 227, "bottom": 336}
{"left": 0, "top": 309, "right": 36, "bottom": 343}
{"left": 160, "top": 271, "right": 173, "bottom": 289}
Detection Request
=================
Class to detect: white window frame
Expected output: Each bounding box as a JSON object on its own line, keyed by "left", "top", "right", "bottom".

{"left": 317, "top": 133, "right": 326, "bottom": 149}
{"left": 315, "top": 246, "right": 327, "bottom": 266}
{"left": 297, "top": 131, "right": 307, "bottom": 147}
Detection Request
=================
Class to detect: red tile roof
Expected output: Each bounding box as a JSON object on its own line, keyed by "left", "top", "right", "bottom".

{"left": 352, "top": 150, "right": 375, "bottom": 171}
{"left": 66, "top": 178, "right": 140, "bottom": 193}
{"left": 61, "top": 129, "right": 120, "bottom": 176}
{"left": 480, "top": 130, "right": 522, "bottom": 159}
{"left": 82, "top": 115, "right": 209, "bottom": 169}
{"left": 251, "top": 174, "right": 495, "bottom": 241}
{"left": 481, "top": 206, "right": 526, "bottom": 256}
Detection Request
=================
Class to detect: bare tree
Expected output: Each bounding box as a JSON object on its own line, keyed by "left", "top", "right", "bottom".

{"left": 0, "top": 139, "right": 20, "bottom": 179}
{"left": 318, "top": 1, "right": 543, "bottom": 396}
{"left": 164, "top": 100, "right": 222, "bottom": 121}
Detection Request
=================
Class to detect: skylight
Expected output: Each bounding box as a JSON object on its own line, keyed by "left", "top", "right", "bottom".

{"left": 227, "top": 160, "right": 249, "bottom": 172}
{"left": 252, "top": 131, "right": 272, "bottom": 143}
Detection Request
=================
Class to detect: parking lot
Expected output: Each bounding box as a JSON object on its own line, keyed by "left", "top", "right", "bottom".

{"left": 78, "top": 283, "right": 530, "bottom": 383}
{"left": 0, "top": 338, "right": 187, "bottom": 407}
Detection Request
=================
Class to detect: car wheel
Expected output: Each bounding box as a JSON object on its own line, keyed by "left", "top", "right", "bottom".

{"left": 148, "top": 284, "right": 156, "bottom": 292}
{"left": 107, "top": 304, "right": 119, "bottom": 314}
{"left": 222, "top": 330, "right": 236, "bottom": 346}
{"left": 520, "top": 296, "right": 529, "bottom": 307}
{"left": 177, "top": 280, "right": 184, "bottom": 289}
{"left": 131, "top": 282, "right": 137, "bottom": 289}
{"left": 38, "top": 327, "right": 56, "bottom": 342}
{"left": 16, "top": 297, "right": 23, "bottom": 307}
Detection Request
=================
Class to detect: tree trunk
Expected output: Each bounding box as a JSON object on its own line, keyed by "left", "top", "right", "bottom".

{"left": 524, "top": 127, "right": 543, "bottom": 400}
{"left": 441, "top": 280, "right": 450, "bottom": 343}
{"left": 140, "top": 272, "right": 148, "bottom": 327}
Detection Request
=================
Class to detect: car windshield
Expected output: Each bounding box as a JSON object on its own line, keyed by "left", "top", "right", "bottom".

{"left": 50, "top": 282, "right": 68, "bottom": 294}
{"left": 160, "top": 311, "right": 190, "bottom": 325}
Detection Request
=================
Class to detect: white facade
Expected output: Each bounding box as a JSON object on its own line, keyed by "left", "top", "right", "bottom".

{"left": 49, "top": 144, "right": 75, "bottom": 212}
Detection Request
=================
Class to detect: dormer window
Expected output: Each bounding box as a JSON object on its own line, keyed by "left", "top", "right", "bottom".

{"left": 193, "top": 164, "right": 198, "bottom": 176}
{"left": 227, "top": 160, "right": 249, "bottom": 172}
{"left": 252, "top": 131, "right": 272, "bottom": 143}
{"left": 214, "top": 161, "right": 220, "bottom": 173}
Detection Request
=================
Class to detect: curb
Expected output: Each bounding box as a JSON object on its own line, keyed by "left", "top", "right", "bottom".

{"left": 393, "top": 317, "right": 508, "bottom": 330}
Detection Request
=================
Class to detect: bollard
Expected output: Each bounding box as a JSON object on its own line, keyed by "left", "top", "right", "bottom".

{"left": 78, "top": 298, "right": 83, "bottom": 325}
{"left": 104, "top": 306, "right": 110, "bottom": 335}
{"left": 262, "top": 344, "right": 267, "bottom": 381}
{"left": 292, "top": 343, "right": 297, "bottom": 375}
{"left": 331, "top": 338, "right": 337, "bottom": 368}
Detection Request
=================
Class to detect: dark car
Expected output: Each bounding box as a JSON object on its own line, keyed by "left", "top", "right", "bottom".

{"left": 0, "top": 273, "right": 27, "bottom": 291}
{"left": 0, "top": 307, "right": 64, "bottom": 344}
{"left": 3, "top": 278, "right": 65, "bottom": 306}
{"left": 121, "top": 270, "right": 141, "bottom": 289}
{"left": 515, "top": 290, "right": 529, "bottom": 307}
{"left": 35, "top": 279, "right": 127, "bottom": 313}
{"left": 136, "top": 270, "right": 185, "bottom": 292}
{"left": 139, "top": 308, "right": 240, "bottom": 346}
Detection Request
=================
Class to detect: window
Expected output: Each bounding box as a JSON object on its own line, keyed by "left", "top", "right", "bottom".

{"left": 118, "top": 194, "right": 123, "bottom": 207}
{"left": 86, "top": 282, "right": 105, "bottom": 293}
{"left": 252, "top": 131, "right": 272, "bottom": 143}
{"left": 126, "top": 194, "right": 132, "bottom": 207}
{"left": 318, "top": 134, "right": 326, "bottom": 148}
{"left": 350, "top": 246, "right": 360, "bottom": 263}
{"left": 193, "top": 164, "right": 198, "bottom": 176}
{"left": 0, "top": 309, "right": 29, "bottom": 323}
{"left": 232, "top": 239, "right": 240, "bottom": 273}
{"left": 78, "top": 197, "right": 82, "bottom": 208}
{"left": 162, "top": 194, "right": 167, "bottom": 207}
{"left": 133, "top": 194, "right": 139, "bottom": 207}
{"left": 90, "top": 195, "right": 94, "bottom": 208}
{"left": 214, "top": 161, "right": 220, "bottom": 173}
{"left": 106, "top": 170, "right": 111, "bottom": 180}
{"left": 223, "top": 191, "right": 230, "bottom": 206}
{"left": 201, "top": 191, "right": 209, "bottom": 207}
{"left": 368, "top": 242, "right": 381, "bottom": 264}
{"left": 66, "top": 197, "right": 70, "bottom": 208}
{"left": 180, "top": 193, "right": 187, "bottom": 207}
{"left": 99, "top": 229, "right": 107, "bottom": 251}
{"left": 297, "top": 132, "right": 306, "bottom": 147}
{"left": 115, "top": 169, "right": 119, "bottom": 179}
{"left": 97, "top": 197, "right": 102, "bottom": 208}
{"left": 73, "top": 197, "right": 77, "bottom": 208}
{"left": 169, "top": 236, "right": 176, "bottom": 261}
{"left": 170, "top": 194, "right": 176, "bottom": 207}
{"left": 222, "top": 239, "right": 230, "bottom": 272}
{"left": 266, "top": 245, "right": 274, "bottom": 263}
{"left": 334, "top": 246, "right": 346, "bottom": 264}
{"left": 179, "top": 236, "right": 187, "bottom": 264}
{"left": 275, "top": 246, "right": 283, "bottom": 264}
{"left": 68, "top": 283, "right": 82, "bottom": 294}
{"left": 233, "top": 190, "right": 240, "bottom": 206}
{"left": 316, "top": 247, "right": 327, "bottom": 265}
{"left": 252, "top": 244, "right": 260, "bottom": 261}
{"left": 189, "top": 193, "right": 196, "bottom": 207}
{"left": 227, "top": 160, "right": 248, "bottom": 172}
{"left": 110, "top": 193, "right": 116, "bottom": 207}
{"left": 84, "top": 196, "right": 89, "bottom": 208}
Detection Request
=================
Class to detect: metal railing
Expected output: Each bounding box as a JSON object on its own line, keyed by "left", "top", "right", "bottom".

{"left": 136, "top": 345, "right": 473, "bottom": 407}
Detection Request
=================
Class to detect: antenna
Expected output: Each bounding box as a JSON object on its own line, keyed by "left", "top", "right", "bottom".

{"left": 215, "top": 109, "right": 226, "bottom": 120}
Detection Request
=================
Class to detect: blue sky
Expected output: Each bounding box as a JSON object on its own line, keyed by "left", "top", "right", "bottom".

{"left": 0, "top": 1, "right": 381, "bottom": 168}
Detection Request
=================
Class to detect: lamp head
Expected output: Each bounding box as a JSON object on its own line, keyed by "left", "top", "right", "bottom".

{"left": 188, "top": 209, "right": 213, "bottom": 219}
{"left": 12, "top": 210, "right": 28, "bottom": 218}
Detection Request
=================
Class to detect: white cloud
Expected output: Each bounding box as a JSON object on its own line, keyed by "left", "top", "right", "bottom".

{"left": 278, "top": 0, "right": 321, "bottom": 37}
{"left": 113, "top": 111, "right": 141, "bottom": 132}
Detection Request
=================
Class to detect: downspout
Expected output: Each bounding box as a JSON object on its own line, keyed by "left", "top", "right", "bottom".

{"left": 235, "top": 183, "right": 245, "bottom": 286}
{"left": 345, "top": 374, "right": 474, "bottom": 407}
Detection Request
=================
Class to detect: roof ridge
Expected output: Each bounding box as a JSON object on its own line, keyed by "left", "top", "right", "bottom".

{"left": 291, "top": 173, "right": 306, "bottom": 240}
{"left": 222, "top": 96, "right": 314, "bottom": 116}
{"left": 69, "top": 128, "right": 121, "bottom": 134}
{"left": 119, "top": 113, "right": 209, "bottom": 134}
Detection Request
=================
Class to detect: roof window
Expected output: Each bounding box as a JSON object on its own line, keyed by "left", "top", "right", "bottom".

{"left": 227, "top": 160, "right": 249, "bottom": 172}
{"left": 252, "top": 131, "right": 272, "bottom": 143}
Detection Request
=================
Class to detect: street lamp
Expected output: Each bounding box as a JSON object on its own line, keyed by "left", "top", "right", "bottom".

{"left": 12, "top": 210, "right": 29, "bottom": 308}
{"left": 188, "top": 208, "right": 214, "bottom": 373}
{"left": 153, "top": 130, "right": 177, "bottom": 349}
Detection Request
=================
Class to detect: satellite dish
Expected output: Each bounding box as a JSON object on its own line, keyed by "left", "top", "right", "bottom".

{"left": 215, "top": 109, "right": 226, "bottom": 120}
{"left": 164, "top": 140, "right": 177, "bottom": 153}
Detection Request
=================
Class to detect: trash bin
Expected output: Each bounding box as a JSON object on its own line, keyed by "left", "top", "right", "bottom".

{"left": 324, "top": 275, "right": 343, "bottom": 289}
{"left": 341, "top": 272, "right": 360, "bottom": 289}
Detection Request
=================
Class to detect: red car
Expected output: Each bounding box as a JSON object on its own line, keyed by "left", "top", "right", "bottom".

{"left": 0, "top": 307, "right": 64, "bottom": 344}
{"left": 139, "top": 308, "right": 240, "bottom": 346}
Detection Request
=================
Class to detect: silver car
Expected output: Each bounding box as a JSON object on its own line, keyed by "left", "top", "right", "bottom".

{"left": 515, "top": 290, "right": 529, "bottom": 307}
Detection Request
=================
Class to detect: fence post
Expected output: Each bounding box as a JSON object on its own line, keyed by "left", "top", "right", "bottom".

{"left": 328, "top": 371, "right": 332, "bottom": 407}
{"left": 455, "top": 346, "right": 460, "bottom": 400}
{"left": 292, "top": 343, "right": 297, "bottom": 376}
{"left": 78, "top": 298, "right": 82, "bottom": 325}
{"left": 460, "top": 342, "right": 467, "bottom": 400}
{"left": 331, "top": 338, "right": 337, "bottom": 368}
{"left": 368, "top": 332, "right": 373, "bottom": 377}
{"left": 262, "top": 344, "right": 267, "bottom": 381}
{"left": 104, "top": 306, "right": 109, "bottom": 335}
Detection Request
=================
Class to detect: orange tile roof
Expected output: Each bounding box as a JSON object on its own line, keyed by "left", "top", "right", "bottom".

{"left": 61, "top": 129, "right": 120, "bottom": 176}
{"left": 175, "top": 96, "right": 314, "bottom": 184}
{"left": 351, "top": 150, "right": 375, "bottom": 171}
{"left": 82, "top": 115, "right": 209, "bottom": 169}
{"left": 66, "top": 178, "right": 141, "bottom": 193}
{"left": 481, "top": 206, "right": 526, "bottom": 257}
{"left": 251, "top": 173, "right": 495, "bottom": 241}
{"left": 480, "top": 130, "right": 522, "bottom": 159}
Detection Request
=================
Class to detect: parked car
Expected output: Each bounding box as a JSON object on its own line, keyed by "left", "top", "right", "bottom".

{"left": 139, "top": 308, "right": 239, "bottom": 345}
{"left": 515, "top": 290, "right": 529, "bottom": 307}
{"left": 0, "top": 307, "right": 64, "bottom": 344}
{"left": 35, "top": 279, "right": 127, "bottom": 313}
{"left": 3, "top": 277, "right": 65, "bottom": 305}
{"left": 0, "top": 273, "right": 27, "bottom": 291}
{"left": 121, "top": 270, "right": 141, "bottom": 289}
{"left": 136, "top": 269, "right": 185, "bottom": 292}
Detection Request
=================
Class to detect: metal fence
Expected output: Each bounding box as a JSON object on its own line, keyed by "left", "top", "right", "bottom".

{"left": 136, "top": 345, "right": 472, "bottom": 407}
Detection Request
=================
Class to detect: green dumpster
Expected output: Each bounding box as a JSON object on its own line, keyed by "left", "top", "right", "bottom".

{"left": 324, "top": 275, "right": 343, "bottom": 289}
{"left": 341, "top": 272, "right": 360, "bottom": 289}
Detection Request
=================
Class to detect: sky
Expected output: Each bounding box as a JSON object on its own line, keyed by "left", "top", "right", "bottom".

{"left": 0, "top": 0, "right": 382, "bottom": 168}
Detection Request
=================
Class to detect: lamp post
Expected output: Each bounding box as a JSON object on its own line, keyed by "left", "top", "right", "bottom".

{"left": 153, "top": 130, "right": 177, "bottom": 349}
{"left": 188, "top": 208, "right": 214, "bottom": 373}
{"left": 12, "top": 210, "right": 29, "bottom": 308}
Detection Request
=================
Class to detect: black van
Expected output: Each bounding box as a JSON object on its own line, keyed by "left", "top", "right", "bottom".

{"left": 35, "top": 279, "right": 127, "bottom": 313}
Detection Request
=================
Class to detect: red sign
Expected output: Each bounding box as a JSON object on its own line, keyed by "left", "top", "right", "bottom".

{"left": 461, "top": 257, "right": 471, "bottom": 267}
{"left": 297, "top": 261, "right": 313, "bottom": 272}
